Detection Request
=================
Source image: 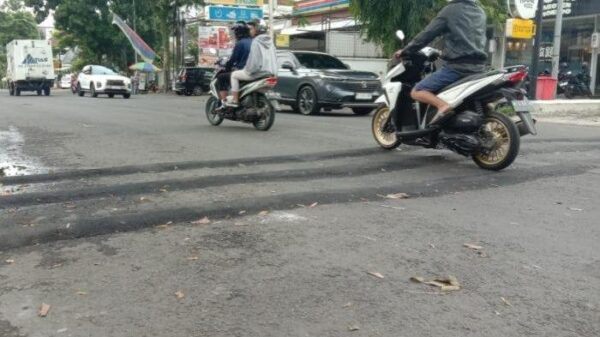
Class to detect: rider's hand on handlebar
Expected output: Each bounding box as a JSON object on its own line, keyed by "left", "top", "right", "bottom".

{"left": 394, "top": 49, "right": 403, "bottom": 59}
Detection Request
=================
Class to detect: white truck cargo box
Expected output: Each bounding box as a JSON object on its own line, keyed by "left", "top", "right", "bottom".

{"left": 5, "top": 39, "right": 55, "bottom": 96}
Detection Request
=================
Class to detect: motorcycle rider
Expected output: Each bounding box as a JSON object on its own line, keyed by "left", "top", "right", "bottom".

{"left": 227, "top": 20, "right": 278, "bottom": 107}
{"left": 216, "top": 22, "right": 253, "bottom": 108}
{"left": 399, "top": 0, "right": 487, "bottom": 126}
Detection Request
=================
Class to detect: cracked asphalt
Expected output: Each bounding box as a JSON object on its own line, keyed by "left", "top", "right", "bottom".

{"left": 1, "top": 90, "right": 599, "bottom": 337}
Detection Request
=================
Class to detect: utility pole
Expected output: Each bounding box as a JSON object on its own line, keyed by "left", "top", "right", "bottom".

{"left": 268, "top": 0, "right": 275, "bottom": 41}
{"left": 528, "top": 0, "right": 545, "bottom": 99}
{"left": 551, "top": 0, "right": 564, "bottom": 78}
{"left": 133, "top": 0, "right": 138, "bottom": 64}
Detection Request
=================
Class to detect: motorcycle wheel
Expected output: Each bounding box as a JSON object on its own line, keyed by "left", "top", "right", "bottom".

{"left": 206, "top": 96, "right": 224, "bottom": 126}
{"left": 372, "top": 106, "right": 401, "bottom": 150}
{"left": 253, "top": 95, "right": 275, "bottom": 131}
{"left": 472, "top": 111, "right": 520, "bottom": 171}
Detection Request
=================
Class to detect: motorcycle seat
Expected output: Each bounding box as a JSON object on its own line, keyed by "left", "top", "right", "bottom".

{"left": 239, "top": 72, "right": 273, "bottom": 87}
{"left": 438, "top": 70, "right": 503, "bottom": 93}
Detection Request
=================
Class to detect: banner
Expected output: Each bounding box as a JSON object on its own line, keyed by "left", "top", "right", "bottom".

{"left": 112, "top": 13, "right": 157, "bottom": 63}
{"left": 206, "top": 0, "right": 264, "bottom": 5}
{"left": 198, "top": 26, "right": 234, "bottom": 50}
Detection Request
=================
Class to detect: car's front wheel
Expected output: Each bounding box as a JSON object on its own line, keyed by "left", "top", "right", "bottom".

{"left": 91, "top": 84, "right": 98, "bottom": 98}
{"left": 123, "top": 93, "right": 131, "bottom": 99}
{"left": 77, "top": 83, "right": 85, "bottom": 97}
{"left": 295, "top": 86, "right": 320, "bottom": 115}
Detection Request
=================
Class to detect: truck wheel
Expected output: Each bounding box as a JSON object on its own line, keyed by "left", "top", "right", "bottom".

{"left": 44, "top": 87, "right": 50, "bottom": 96}
{"left": 123, "top": 93, "right": 131, "bottom": 99}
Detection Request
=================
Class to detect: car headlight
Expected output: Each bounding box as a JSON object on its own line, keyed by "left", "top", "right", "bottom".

{"left": 318, "top": 74, "right": 344, "bottom": 80}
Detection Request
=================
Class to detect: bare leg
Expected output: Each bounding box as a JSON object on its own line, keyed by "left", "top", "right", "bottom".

{"left": 219, "top": 91, "right": 227, "bottom": 101}
{"left": 411, "top": 89, "right": 450, "bottom": 114}
{"left": 232, "top": 91, "right": 239, "bottom": 104}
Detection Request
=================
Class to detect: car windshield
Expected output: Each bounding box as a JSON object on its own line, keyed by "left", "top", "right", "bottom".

{"left": 294, "top": 53, "right": 347, "bottom": 70}
{"left": 92, "top": 66, "right": 117, "bottom": 75}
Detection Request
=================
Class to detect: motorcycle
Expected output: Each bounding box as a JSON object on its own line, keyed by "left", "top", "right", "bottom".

{"left": 205, "top": 58, "right": 277, "bottom": 131}
{"left": 372, "top": 30, "right": 537, "bottom": 171}
{"left": 557, "top": 63, "right": 592, "bottom": 99}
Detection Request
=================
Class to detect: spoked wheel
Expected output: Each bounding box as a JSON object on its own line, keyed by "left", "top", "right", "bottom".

{"left": 473, "top": 111, "right": 520, "bottom": 171}
{"left": 205, "top": 96, "right": 224, "bottom": 126}
{"left": 296, "top": 86, "right": 319, "bottom": 115}
{"left": 253, "top": 95, "right": 275, "bottom": 131}
{"left": 372, "top": 106, "right": 401, "bottom": 150}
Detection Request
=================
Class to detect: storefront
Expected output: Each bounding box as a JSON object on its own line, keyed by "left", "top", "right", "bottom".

{"left": 491, "top": 0, "right": 600, "bottom": 93}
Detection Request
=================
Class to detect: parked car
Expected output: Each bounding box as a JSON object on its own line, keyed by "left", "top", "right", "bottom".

{"left": 76, "top": 65, "right": 132, "bottom": 99}
{"left": 272, "top": 51, "right": 383, "bottom": 115}
{"left": 59, "top": 74, "right": 72, "bottom": 89}
{"left": 175, "top": 67, "right": 214, "bottom": 96}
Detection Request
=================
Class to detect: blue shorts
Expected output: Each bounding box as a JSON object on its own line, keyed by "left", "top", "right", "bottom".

{"left": 414, "top": 67, "right": 463, "bottom": 93}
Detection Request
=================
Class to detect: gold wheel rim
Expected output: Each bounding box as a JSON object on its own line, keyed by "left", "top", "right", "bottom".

{"left": 475, "top": 118, "right": 511, "bottom": 166}
{"left": 373, "top": 107, "right": 397, "bottom": 147}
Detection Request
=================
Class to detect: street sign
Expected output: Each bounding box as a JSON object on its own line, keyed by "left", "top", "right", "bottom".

{"left": 206, "top": 0, "right": 264, "bottom": 5}
{"left": 508, "top": 0, "right": 539, "bottom": 19}
{"left": 505, "top": 18, "right": 535, "bottom": 39}
{"left": 206, "top": 5, "right": 264, "bottom": 22}
{"left": 275, "top": 34, "right": 290, "bottom": 48}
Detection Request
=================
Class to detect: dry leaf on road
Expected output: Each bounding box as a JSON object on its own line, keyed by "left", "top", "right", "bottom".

{"left": 463, "top": 243, "right": 483, "bottom": 250}
{"left": 383, "top": 193, "right": 410, "bottom": 200}
{"left": 76, "top": 291, "right": 87, "bottom": 296}
{"left": 159, "top": 189, "right": 168, "bottom": 193}
{"left": 367, "top": 271, "right": 385, "bottom": 279}
{"left": 258, "top": 210, "right": 269, "bottom": 216}
{"left": 38, "top": 303, "right": 51, "bottom": 317}
{"left": 175, "top": 291, "right": 185, "bottom": 300}
{"left": 568, "top": 207, "right": 583, "bottom": 212}
{"left": 191, "top": 217, "right": 210, "bottom": 225}
{"left": 348, "top": 325, "right": 360, "bottom": 331}
{"left": 139, "top": 197, "right": 151, "bottom": 202}
{"left": 411, "top": 275, "right": 461, "bottom": 291}
{"left": 308, "top": 202, "right": 319, "bottom": 208}
{"left": 186, "top": 256, "right": 199, "bottom": 261}
{"left": 5, "top": 259, "right": 15, "bottom": 264}
{"left": 501, "top": 297, "right": 513, "bottom": 307}
{"left": 239, "top": 210, "right": 247, "bottom": 215}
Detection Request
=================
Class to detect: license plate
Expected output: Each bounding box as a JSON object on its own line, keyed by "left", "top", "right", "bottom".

{"left": 355, "top": 93, "right": 372, "bottom": 100}
{"left": 107, "top": 86, "right": 123, "bottom": 90}
{"left": 512, "top": 99, "right": 531, "bottom": 112}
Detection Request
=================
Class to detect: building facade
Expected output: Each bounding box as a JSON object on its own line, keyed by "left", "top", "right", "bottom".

{"left": 490, "top": 0, "right": 600, "bottom": 93}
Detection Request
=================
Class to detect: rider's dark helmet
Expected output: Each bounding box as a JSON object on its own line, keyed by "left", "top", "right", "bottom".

{"left": 231, "top": 21, "right": 250, "bottom": 40}
{"left": 248, "top": 19, "right": 268, "bottom": 35}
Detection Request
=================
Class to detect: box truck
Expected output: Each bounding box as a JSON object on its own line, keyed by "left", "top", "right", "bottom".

{"left": 5, "top": 40, "right": 55, "bottom": 96}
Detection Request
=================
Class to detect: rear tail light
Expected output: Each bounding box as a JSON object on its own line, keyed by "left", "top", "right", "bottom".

{"left": 265, "top": 77, "right": 278, "bottom": 86}
{"left": 504, "top": 69, "right": 527, "bottom": 84}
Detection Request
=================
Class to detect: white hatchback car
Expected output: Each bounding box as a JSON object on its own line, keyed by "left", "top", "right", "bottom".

{"left": 77, "top": 65, "right": 132, "bottom": 98}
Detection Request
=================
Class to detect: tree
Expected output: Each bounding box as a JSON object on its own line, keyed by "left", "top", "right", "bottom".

{"left": 350, "top": 0, "right": 508, "bottom": 55}
{"left": 0, "top": 8, "right": 40, "bottom": 82}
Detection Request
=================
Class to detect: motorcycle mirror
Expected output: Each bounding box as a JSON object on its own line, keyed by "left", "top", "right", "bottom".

{"left": 396, "top": 30, "right": 405, "bottom": 41}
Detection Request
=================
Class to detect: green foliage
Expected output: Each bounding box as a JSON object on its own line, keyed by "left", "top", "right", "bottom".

{"left": 351, "top": 0, "right": 507, "bottom": 56}
{"left": 0, "top": 8, "right": 40, "bottom": 81}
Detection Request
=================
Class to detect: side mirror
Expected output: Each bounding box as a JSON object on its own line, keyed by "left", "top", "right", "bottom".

{"left": 396, "top": 30, "right": 405, "bottom": 41}
{"left": 281, "top": 62, "right": 295, "bottom": 71}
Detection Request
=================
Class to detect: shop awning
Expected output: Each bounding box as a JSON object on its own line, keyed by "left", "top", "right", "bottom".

{"left": 280, "top": 19, "right": 358, "bottom": 36}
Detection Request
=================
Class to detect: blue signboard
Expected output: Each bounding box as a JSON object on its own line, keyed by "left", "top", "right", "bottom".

{"left": 206, "top": 6, "right": 264, "bottom": 22}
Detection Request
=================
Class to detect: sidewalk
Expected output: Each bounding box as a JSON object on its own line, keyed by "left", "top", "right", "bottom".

{"left": 532, "top": 99, "right": 600, "bottom": 126}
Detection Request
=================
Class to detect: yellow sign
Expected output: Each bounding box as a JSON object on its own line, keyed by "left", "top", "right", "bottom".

{"left": 505, "top": 18, "right": 535, "bottom": 39}
{"left": 206, "top": 0, "right": 264, "bottom": 6}
{"left": 276, "top": 34, "right": 290, "bottom": 48}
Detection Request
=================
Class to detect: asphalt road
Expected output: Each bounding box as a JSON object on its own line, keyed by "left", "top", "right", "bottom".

{"left": 1, "top": 90, "right": 599, "bottom": 337}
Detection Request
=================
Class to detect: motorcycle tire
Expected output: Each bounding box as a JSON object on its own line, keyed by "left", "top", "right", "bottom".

{"left": 372, "top": 106, "right": 401, "bottom": 150}
{"left": 472, "top": 111, "right": 520, "bottom": 171}
{"left": 253, "top": 95, "right": 275, "bottom": 131}
{"left": 205, "top": 96, "right": 224, "bottom": 126}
